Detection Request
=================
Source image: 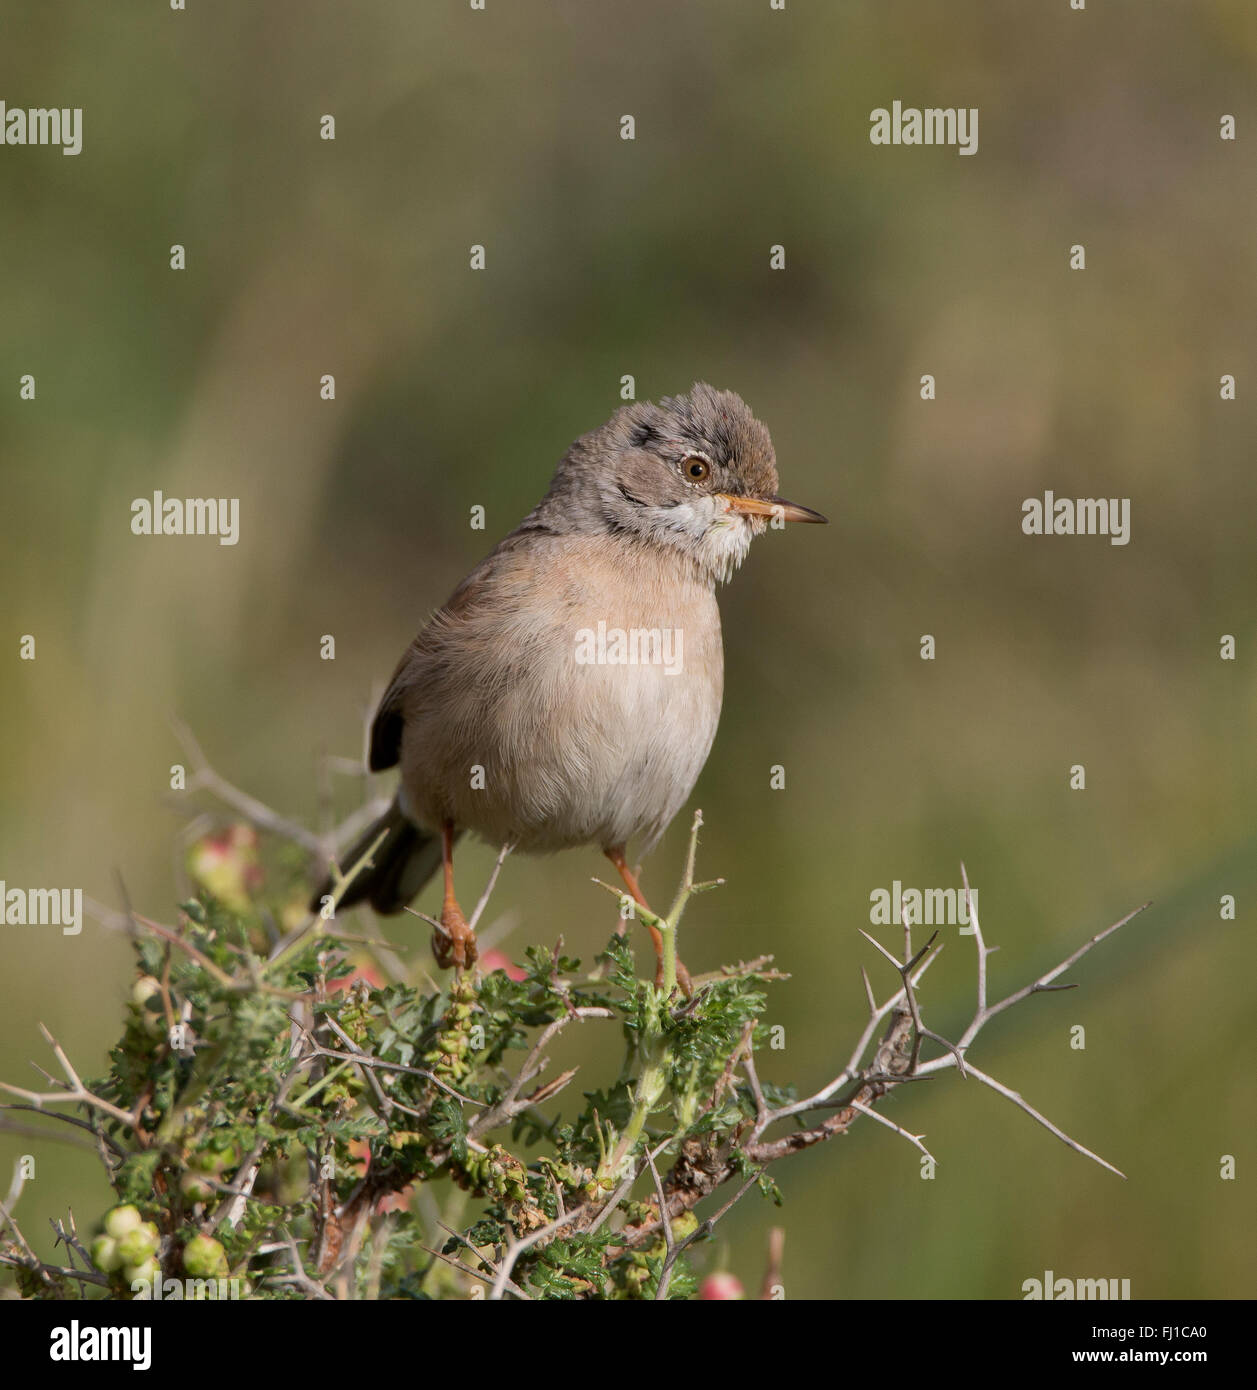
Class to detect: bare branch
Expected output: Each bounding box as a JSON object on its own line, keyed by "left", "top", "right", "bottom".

{"left": 468, "top": 842, "right": 515, "bottom": 932}
{"left": 759, "top": 1226, "right": 785, "bottom": 1301}
{"left": 0, "top": 1026, "right": 136, "bottom": 1131}
{"left": 171, "top": 715, "right": 325, "bottom": 854}
{"left": 470, "top": 1006, "right": 613, "bottom": 1140}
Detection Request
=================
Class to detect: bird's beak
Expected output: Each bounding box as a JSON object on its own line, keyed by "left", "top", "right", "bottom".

{"left": 718, "top": 494, "right": 829, "bottom": 524}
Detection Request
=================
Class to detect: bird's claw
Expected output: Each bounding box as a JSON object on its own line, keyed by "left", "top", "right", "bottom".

{"left": 433, "top": 902, "right": 478, "bottom": 971}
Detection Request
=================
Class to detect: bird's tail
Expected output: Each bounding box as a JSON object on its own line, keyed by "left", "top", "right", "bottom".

{"left": 310, "top": 797, "right": 445, "bottom": 916}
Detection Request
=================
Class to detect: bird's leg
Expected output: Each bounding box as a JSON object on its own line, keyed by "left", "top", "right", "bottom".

{"left": 604, "top": 847, "right": 692, "bottom": 996}
{"left": 433, "top": 820, "right": 477, "bottom": 971}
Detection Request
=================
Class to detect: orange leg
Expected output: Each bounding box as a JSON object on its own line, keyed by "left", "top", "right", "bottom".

{"left": 605, "top": 847, "right": 692, "bottom": 996}
{"left": 433, "top": 821, "right": 477, "bottom": 971}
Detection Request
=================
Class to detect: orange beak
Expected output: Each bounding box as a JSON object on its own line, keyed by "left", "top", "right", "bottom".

{"left": 718, "top": 494, "right": 828, "bottom": 525}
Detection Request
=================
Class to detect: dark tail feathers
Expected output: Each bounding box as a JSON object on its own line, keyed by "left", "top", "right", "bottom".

{"left": 310, "top": 799, "right": 446, "bottom": 916}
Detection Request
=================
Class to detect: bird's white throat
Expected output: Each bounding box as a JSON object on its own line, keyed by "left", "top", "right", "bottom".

{"left": 657, "top": 496, "right": 761, "bottom": 583}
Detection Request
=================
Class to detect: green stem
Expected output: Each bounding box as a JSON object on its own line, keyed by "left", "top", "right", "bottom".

{"left": 288, "top": 1060, "right": 353, "bottom": 1112}
{"left": 606, "top": 1030, "right": 666, "bottom": 1179}
{"left": 660, "top": 920, "right": 677, "bottom": 998}
{"left": 596, "top": 811, "right": 720, "bottom": 1178}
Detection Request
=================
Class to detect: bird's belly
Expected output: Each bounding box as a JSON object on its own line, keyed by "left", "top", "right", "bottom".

{"left": 401, "top": 594, "right": 723, "bottom": 855}
{"left": 542, "top": 654, "right": 721, "bottom": 852}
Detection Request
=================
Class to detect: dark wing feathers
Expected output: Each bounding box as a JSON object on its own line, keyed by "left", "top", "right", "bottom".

{"left": 366, "top": 552, "right": 504, "bottom": 773}
{"left": 368, "top": 644, "right": 414, "bottom": 771}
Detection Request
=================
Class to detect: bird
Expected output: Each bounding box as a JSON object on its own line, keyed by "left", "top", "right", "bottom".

{"left": 312, "top": 383, "right": 825, "bottom": 990}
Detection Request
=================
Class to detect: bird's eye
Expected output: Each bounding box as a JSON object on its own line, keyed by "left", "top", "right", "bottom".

{"left": 683, "top": 456, "right": 711, "bottom": 482}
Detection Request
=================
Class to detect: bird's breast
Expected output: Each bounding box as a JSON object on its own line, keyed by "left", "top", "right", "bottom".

{"left": 400, "top": 540, "right": 725, "bottom": 854}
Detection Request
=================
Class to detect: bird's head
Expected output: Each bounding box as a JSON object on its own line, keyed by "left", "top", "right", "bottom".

{"left": 552, "top": 383, "right": 827, "bottom": 583}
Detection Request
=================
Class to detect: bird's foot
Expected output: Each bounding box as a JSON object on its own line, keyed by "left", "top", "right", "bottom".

{"left": 433, "top": 900, "right": 478, "bottom": 971}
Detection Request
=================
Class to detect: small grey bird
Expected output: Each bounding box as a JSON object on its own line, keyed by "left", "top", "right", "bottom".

{"left": 314, "top": 384, "right": 825, "bottom": 988}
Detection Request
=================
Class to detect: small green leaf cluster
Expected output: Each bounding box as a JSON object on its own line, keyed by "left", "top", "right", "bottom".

{"left": 10, "top": 826, "right": 789, "bottom": 1300}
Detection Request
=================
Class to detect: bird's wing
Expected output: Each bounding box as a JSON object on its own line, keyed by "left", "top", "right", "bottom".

{"left": 368, "top": 645, "right": 415, "bottom": 772}
{"left": 366, "top": 550, "right": 510, "bottom": 772}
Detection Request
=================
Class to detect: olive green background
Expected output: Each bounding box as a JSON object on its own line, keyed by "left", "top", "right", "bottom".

{"left": 1, "top": 0, "right": 1253, "bottom": 1299}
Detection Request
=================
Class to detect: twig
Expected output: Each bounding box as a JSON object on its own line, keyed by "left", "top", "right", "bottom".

{"left": 648, "top": 1149, "right": 677, "bottom": 1301}
{"left": 170, "top": 715, "right": 325, "bottom": 854}
{"left": 468, "top": 842, "right": 514, "bottom": 932}
{"left": 759, "top": 1226, "right": 785, "bottom": 1301}
{"left": 469, "top": 1007, "right": 613, "bottom": 1139}
{"left": 0, "top": 1026, "right": 136, "bottom": 1131}
{"left": 268, "top": 1228, "right": 333, "bottom": 1301}
{"left": 556, "top": 888, "right": 1147, "bottom": 1265}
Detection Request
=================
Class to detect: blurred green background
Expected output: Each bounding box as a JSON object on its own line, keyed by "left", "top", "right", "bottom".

{"left": 2, "top": 0, "right": 1254, "bottom": 1299}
